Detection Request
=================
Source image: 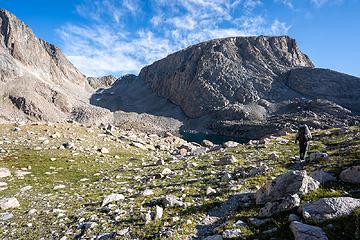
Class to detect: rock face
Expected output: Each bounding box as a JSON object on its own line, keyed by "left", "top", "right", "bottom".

{"left": 0, "top": 9, "right": 111, "bottom": 123}
{"left": 339, "top": 166, "right": 360, "bottom": 184}
{"left": 87, "top": 75, "right": 117, "bottom": 89}
{"left": 301, "top": 197, "right": 360, "bottom": 223}
{"left": 256, "top": 170, "right": 319, "bottom": 205}
{"left": 290, "top": 221, "right": 328, "bottom": 240}
{"left": 139, "top": 36, "right": 313, "bottom": 119}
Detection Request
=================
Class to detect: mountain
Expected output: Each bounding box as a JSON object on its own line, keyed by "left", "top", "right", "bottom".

{"left": 1, "top": 8, "right": 359, "bottom": 139}
{"left": 94, "top": 36, "right": 360, "bottom": 139}
{"left": 0, "top": 9, "right": 111, "bottom": 123}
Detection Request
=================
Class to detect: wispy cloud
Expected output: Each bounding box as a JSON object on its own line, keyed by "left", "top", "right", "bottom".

{"left": 58, "top": 0, "right": 290, "bottom": 77}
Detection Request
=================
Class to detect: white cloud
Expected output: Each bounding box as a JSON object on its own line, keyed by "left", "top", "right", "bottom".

{"left": 58, "top": 0, "right": 290, "bottom": 77}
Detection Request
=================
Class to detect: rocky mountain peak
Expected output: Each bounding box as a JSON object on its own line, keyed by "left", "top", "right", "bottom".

{"left": 139, "top": 36, "right": 314, "bottom": 118}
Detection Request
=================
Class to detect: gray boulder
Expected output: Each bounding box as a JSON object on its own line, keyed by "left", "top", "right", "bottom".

{"left": 0, "top": 168, "right": 11, "bottom": 178}
{"left": 259, "top": 194, "right": 300, "bottom": 217}
{"left": 310, "top": 171, "right": 336, "bottom": 185}
{"left": 301, "top": 197, "right": 360, "bottom": 223}
{"left": 0, "top": 197, "right": 20, "bottom": 210}
{"left": 290, "top": 221, "right": 328, "bottom": 240}
{"left": 339, "top": 166, "right": 360, "bottom": 184}
{"left": 256, "top": 170, "right": 319, "bottom": 205}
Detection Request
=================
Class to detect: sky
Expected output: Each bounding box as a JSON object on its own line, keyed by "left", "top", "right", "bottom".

{"left": 1, "top": 0, "right": 359, "bottom": 77}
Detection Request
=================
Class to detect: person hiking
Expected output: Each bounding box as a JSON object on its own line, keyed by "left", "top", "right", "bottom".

{"left": 295, "top": 124, "right": 312, "bottom": 161}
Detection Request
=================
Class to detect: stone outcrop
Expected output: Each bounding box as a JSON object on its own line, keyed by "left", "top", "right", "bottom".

{"left": 301, "top": 197, "right": 360, "bottom": 223}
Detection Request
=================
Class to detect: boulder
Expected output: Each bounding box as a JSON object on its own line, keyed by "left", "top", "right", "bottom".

{"left": 0, "top": 212, "right": 14, "bottom": 221}
{"left": 0, "top": 168, "right": 11, "bottom": 178}
{"left": 161, "top": 195, "right": 185, "bottom": 208}
{"left": 222, "top": 229, "right": 242, "bottom": 239}
{"left": 301, "top": 197, "right": 360, "bottom": 223}
{"left": 101, "top": 193, "right": 125, "bottom": 207}
{"left": 310, "top": 171, "right": 336, "bottom": 185}
{"left": 339, "top": 166, "right": 360, "bottom": 184}
{"left": 290, "top": 221, "right": 328, "bottom": 240}
{"left": 256, "top": 170, "right": 319, "bottom": 205}
{"left": 223, "top": 141, "right": 239, "bottom": 148}
{"left": 259, "top": 194, "right": 300, "bottom": 217}
{"left": 309, "top": 153, "right": 329, "bottom": 162}
{"left": 214, "top": 155, "right": 236, "bottom": 166}
{"left": 0, "top": 197, "right": 20, "bottom": 210}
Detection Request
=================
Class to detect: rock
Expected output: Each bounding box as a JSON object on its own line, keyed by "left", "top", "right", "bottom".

{"left": 288, "top": 214, "right": 301, "bottom": 222}
{"left": 161, "top": 168, "right": 173, "bottom": 175}
{"left": 268, "top": 152, "right": 279, "bottom": 160}
{"left": 0, "top": 168, "right": 11, "bottom": 178}
{"left": 222, "top": 229, "right": 242, "bottom": 239}
{"left": 154, "top": 205, "right": 163, "bottom": 220}
{"left": 204, "top": 235, "right": 223, "bottom": 240}
{"left": 95, "top": 232, "right": 116, "bottom": 239}
{"left": 248, "top": 217, "right": 271, "bottom": 227}
{"left": 77, "top": 221, "right": 98, "bottom": 230}
{"left": 99, "top": 147, "right": 109, "bottom": 154}
{"left": 0, "top": 197, "right": 20, "bottom": 210}
{"left": 248, "top": 164, "right": 269, "bottom": 177}
{"left": 0, "top": 182, "right": 7, "bottom": 187}
{"left": 142, "top": 212, "right": 152, "bottom": 224}
{"left": 53, "top": 184, "right": 66, "bottom": 190}
{"left": 221, "top": 173, "right": 232, "bottom": 181}
{"left": 14, "top": 170, "right": 31, "bottom": 178}
{"left": 309, "top": 152, "right": 329, "bottom": 162}
{"left": 20, "top": 185, "right": 32, "bottom": 192}
{"left": 259, "top": 194, "right": 300, "bottom": 217}
{"left": 339, "top": 166, "right": 360, "bottom": 183}
{"left": 0, "top": 212, "right": 13, "bottom": 221}
{"left": 290, "top": 221, "right": 328, "bottom": 240}
{"left": 214, "top": 155, "right": 236, "bottom": 166}
{"left": 28, "top": 209, "right": 37, "bottom": 215}
{"left": 87, "top": 75, "right": 117, "bottom": 89}
{"left": 206, "top": 186, "right": 217, "bottom": 195}
{"left": 63, "top": 142, "right": 75, "bottom": 149}
{"left": 141, "top": 189, "right": 154, "bottom": 196}
{"left": 202, "top": 140, "right": 214, "bottom": 148}
{"left": 233, "top": 220, "right": 247, "bottom": 227}
{"left": 223, "top": 141, "right": 239, "bottom": 148}
{"left": 161, "top": 195, "right": 184, "bottom": 207}
{"left": 301, "top": 197, "right": 360, "bottom": 223}
{"left": 131, "top": 142, "right": 144, "bottom": 149}
{"left": 256, "top": 170, "right": 319, "bottom": 205}
{"left": 101, "top": 193, "right": 125, "bottom": 207}
{"left": 310, "top": 171, "right": 336, "bottom": 185}
{"left": 156, "top": 159, "right": 165, "bottom": 165}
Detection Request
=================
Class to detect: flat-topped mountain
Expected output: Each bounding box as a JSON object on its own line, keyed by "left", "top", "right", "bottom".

{"left": 0, "top": 9, "right": 111, "bottom": 123}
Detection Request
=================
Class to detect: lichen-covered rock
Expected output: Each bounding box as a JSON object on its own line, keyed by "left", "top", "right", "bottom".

{"left": 0, "top": 168, "right": 11, "bottom": 178}
{"left": 339, "top": 166, "right": 360, "bottom": 184}
{"left": 290, "top": 221, "right": 328, "bottom": 240}
{"left": 256, "top": 170, "right": 319, "bottom": 205}
{"left": 301, "top": 197, "right": 360, "bottom": 223}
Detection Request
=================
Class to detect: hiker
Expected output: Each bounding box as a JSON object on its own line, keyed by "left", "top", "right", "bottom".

{"left": 295, "top": 124, "right": 312, "bottom": 161}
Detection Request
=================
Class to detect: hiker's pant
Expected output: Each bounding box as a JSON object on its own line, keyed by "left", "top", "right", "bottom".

{"left": 299, "top": 141, "right": 309, "bottom": 160}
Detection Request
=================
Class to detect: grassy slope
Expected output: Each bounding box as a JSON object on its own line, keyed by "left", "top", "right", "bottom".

{"left": 0, "top": 124, "right": 359, "bottom": 239}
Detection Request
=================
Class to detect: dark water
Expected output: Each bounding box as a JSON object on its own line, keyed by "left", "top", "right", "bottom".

{"left": 180, "top": 130, "right": 249, "bottom": 144}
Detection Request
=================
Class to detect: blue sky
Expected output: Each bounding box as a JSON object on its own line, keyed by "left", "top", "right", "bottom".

{"left": 1, "top": 0, "right": 359, "bottom": 77}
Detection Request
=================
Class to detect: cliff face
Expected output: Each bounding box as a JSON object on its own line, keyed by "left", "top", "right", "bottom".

{"left": 139, "top": 36, "right": 314, "bottom": 118}
{"left": 0, "top": 9, "right": 111, "bottom": 123}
